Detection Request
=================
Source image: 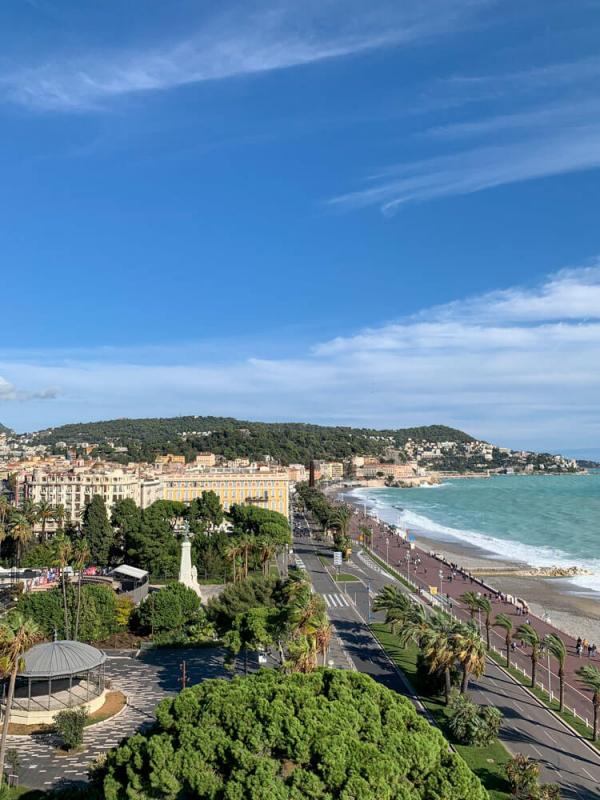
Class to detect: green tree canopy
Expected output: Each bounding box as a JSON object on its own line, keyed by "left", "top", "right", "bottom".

{"left": 17, "top": 584, "right": 119, "bottom": 642}
{"left": 82, "top": 495, "right": 113, "bottom": 566}
{"left": 134, "top": 582, "right": 201, "bottom": 635}
{"left": 97, "top": 669, "right": 487, "bottom": 800}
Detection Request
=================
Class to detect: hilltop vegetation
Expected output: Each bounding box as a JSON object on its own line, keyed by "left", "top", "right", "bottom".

{"left": 35, "top": 415, "right": 474, "bottom": 465}
{"left": 0, "top": 422, "right": 12, "bottom": 435}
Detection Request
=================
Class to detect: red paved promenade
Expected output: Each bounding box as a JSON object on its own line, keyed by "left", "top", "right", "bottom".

{"left": 346, "top": 504, "right": 600, "bottom": 729}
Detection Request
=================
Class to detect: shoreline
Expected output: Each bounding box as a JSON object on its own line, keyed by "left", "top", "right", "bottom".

{"left": 338, "top": 487, "right": 600, "bottom": 645}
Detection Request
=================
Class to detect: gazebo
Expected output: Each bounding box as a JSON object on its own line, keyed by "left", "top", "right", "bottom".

{"left": 3, "top": 640, "right": 107, "bottom": 725}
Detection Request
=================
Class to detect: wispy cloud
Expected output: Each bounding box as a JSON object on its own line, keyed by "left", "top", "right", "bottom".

{"left": 330, "top": 55, "right": 600, "bottom": 212}
{"left": 0, "top": 1, "right": 484, "bottom": 112}
{"left": 2, "top": 264, "right": 599, "bottom": 451}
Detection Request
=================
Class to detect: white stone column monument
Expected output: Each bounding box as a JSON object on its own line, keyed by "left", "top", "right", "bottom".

{"left": 178, "top": 521, "right": 203, "bottom": 599}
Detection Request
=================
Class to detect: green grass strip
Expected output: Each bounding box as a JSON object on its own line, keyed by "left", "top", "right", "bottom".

{"left": 371, "top": 622, "right": 512, "bottom": 800}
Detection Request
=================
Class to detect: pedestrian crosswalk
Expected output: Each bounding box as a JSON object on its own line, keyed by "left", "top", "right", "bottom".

{"left": 323, "top": 592, "right": 352, "bottom": 608}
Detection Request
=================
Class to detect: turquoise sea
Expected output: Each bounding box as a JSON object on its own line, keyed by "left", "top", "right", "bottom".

{"left": 352, "top": 472, "right": 600, "bottom": 594}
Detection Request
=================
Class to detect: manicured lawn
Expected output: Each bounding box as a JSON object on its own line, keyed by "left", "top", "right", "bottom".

{"left": 371, "top": 622, "right": 512, "bottom": 800}
{"left": 334, "top": 573, "right": 359, "bottom": 582}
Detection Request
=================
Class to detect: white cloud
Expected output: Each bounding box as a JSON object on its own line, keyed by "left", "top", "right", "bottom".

{"left": 0, "top": 1, "right": 483, "bottom": 112}
{"left": 1, "top": 264, "right": 599, "bottom": 451}
{"left": 0, "top": 376, "right": 59, "bottom": 402}
{"left": 331, "top": 55, "right": 600, "bottom": 212}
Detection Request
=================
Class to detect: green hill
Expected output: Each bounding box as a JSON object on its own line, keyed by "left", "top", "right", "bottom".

{"left": 35, "top": 416, "right": 475, "bottom": 465}
{"left": 0, "top": 422, "right": 12, "bottom": 435}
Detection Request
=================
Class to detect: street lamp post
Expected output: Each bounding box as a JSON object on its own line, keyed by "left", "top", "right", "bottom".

{"left": 405, "top": 552, "right": 410, "bottom": 584}
{"left": 386, "top": 537, "right": 389, "bottom": 564}
{"left": 439, "top": 569, "right": 444, "bottom": 600}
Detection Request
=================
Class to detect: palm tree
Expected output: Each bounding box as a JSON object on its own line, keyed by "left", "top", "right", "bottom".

{"left": 372, "top": 585, "right": 415, "bottom": 632}
{"left": 494, "top": 613, "right": 514, "bottom": 668}
{"left": 0, "top": 497, "right": 10, "bottom": 533}
{"left": 476, "top": 597, "right": 493, "bottom": 650}
{"left": 36, "top": 501, "right": 54, "bottom": 540}
{"left": 577, "top": 664, "right": 600, "bottom": 741}
{"left": 422, "top": 615, "right": 463, "bottom": 704}
{"left": 54, "top": 536, "right": 73, "bottom": 639}
{"left": 289, "top": 593, "right": 327, "bottom": 638}
{"left": 313, "top": 614, "right": 333, "bottom": 666}
{"left": 545, "top": 633, "right": 567, "bottom": 711}
{"left": 359, "top": 525, "right": 373, "bottom": 549}
{"left": 237, "top": 535, "right": 254, "bottom": 579}
{"left": 224, "top": 541, "right": 242, "bottom": 583}
{"left": 19, "top": 499, "right": 39, "bottom": 530}
{"left": 452, "top": 625, "right": 486, "bottom": 694}
{"left": 53, "top": 503, "right": 66, "bottom": 532}
{"left": 329, "top": 506, "right": 351, "bottom": 538}
{"left": 7, "top": 513, "right": 32, "bottom": 566}
{"left": 285, "top": 634, "right": 317, "bottom": 674}
{"left": 459, "top": 591, "right": 481, "bottom": 621}
{"left": 257, "top": 537, "right": 276, "bottom": 577}
{"left": 516, "top": 623, "right": 542, "bottom": 688}
{"left": 0, "top": 612, "right": 42, "bottom": 786}
{"left": 72, "top": 539, "right": 90, "bottom": 641}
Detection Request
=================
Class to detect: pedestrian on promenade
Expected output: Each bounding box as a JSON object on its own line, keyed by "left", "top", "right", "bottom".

{"left": 577, "top": 644, "right": 583, "bottom": 657}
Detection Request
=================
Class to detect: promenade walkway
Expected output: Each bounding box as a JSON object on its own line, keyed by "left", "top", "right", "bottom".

{"left": 347, "top": 507, "right": 600, "bottom": 730}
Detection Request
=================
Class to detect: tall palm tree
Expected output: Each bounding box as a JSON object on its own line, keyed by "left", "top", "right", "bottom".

{"left": 237, "top": 535, "right": 254, "bottom": 579}
{"left": 0, "top": 496, "right": 10, "bottom": 534}
{"left": 494, "top": 613, "right": 514, "bottom": 668}
{"left": 224, "top": 541, "right": 242, "bottom": 583}
{"left": 545, "top": 633, "right": 567, "bottom": 711}
{"left": 459, "top": 591, "right": 481, "bottom": 621}
{"left": 36, "top": 501, "right": 54, "bottom": 541}
{"left": 53, "top": 503, "right": 67, "bottom": 533}
{"left": 54, "top": 536, "right": 73, "bottom": 640}
{"left": 516, "top": 623, "right": 541, "bottom": 688}
{"left": 257, "top": 537, "right": 276, "bottom": 576}
{"left": 577, "top": 664, "right": 600, "bottom": 742}
{"left": 0, "top": 612, "right": 42, "bottom": 786}
{"left": 7, "top": 513, "right": 32, "bottom": 566}
{"left": 422, "top": 615, "right": 463, "bottom": 704}
{"left": 303, "top": 611, "right": 332, "bottom": 667}
{"left": 476, "top": 597, "right": 493, "bottom": 650}
{"left": 452, "top": 625, "right": 486, "bottom": 694}
{"left": 19, "top": 499, "right": 39, "bottom": 529}
{"left": 72, "top": 539, "right": 90, "bottom": 641}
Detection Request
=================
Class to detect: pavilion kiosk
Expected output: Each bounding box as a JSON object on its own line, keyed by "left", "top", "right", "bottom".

{"left": 2, "top": 640, "right": 107, "bottom": 725}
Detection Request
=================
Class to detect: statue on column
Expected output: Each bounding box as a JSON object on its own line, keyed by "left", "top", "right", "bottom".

{"left": 177, "top": 520, "right": 203, "bottom": 599}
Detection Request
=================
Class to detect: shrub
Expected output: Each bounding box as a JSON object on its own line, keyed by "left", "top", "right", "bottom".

{"left": 448, "top": 691, "right": 502, "bottom": 746}
{"left": 55, "top": 708, "right": 88, "bottom": 751}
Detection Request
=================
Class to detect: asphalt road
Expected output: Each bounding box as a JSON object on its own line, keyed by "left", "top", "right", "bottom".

{"left": 293, "top": 534, "right": 600, "bottom": 800}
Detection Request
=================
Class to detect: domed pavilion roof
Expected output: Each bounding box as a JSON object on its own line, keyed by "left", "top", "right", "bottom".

{"left": 21, "top": 640, "right": 106, "bottom": 679}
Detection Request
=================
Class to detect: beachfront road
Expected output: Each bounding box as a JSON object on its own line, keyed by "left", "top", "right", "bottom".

{"left": 293, "top": 535, "right": 600, "bottom": 800}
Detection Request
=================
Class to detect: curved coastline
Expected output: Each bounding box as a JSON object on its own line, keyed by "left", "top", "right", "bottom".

{"left": 340, "top": 480, "right": 600, "bottom": 644}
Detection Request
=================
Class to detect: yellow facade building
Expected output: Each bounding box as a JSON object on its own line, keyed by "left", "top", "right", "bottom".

{"left": 161, "top": 467, "right": 290, "bottom": 518}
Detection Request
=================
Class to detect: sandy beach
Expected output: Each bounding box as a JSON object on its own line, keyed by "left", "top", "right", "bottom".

{"left": 409, "top": 535, "right": 600, "bottom": 644}
{"left": 338, "top": 488, "right": 600, "bottom": 645}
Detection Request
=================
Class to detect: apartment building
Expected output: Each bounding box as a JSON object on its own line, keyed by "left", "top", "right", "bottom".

{"left": 17, "top": 463, "right": 142, "bottom": 527}
{"left": 161, "top": 467, "right": 290, "bottom": 518}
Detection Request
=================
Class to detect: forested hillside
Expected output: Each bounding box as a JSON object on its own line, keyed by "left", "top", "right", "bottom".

{"left": 34, "top": 416, "right": 475, "bottom": 465}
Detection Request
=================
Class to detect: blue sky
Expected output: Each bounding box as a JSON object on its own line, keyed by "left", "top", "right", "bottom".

{"left": 1, "top": 0, "right": 600, "bottom": 456}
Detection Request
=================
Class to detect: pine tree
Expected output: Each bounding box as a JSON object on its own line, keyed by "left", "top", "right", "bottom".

{"left": 82, "top": 495, "right": 114, "bottom": 566}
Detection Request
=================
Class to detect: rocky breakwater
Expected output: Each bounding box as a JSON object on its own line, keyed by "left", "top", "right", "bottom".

{"left": 474, "top": 565, "right": 592, "bottom": 578}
